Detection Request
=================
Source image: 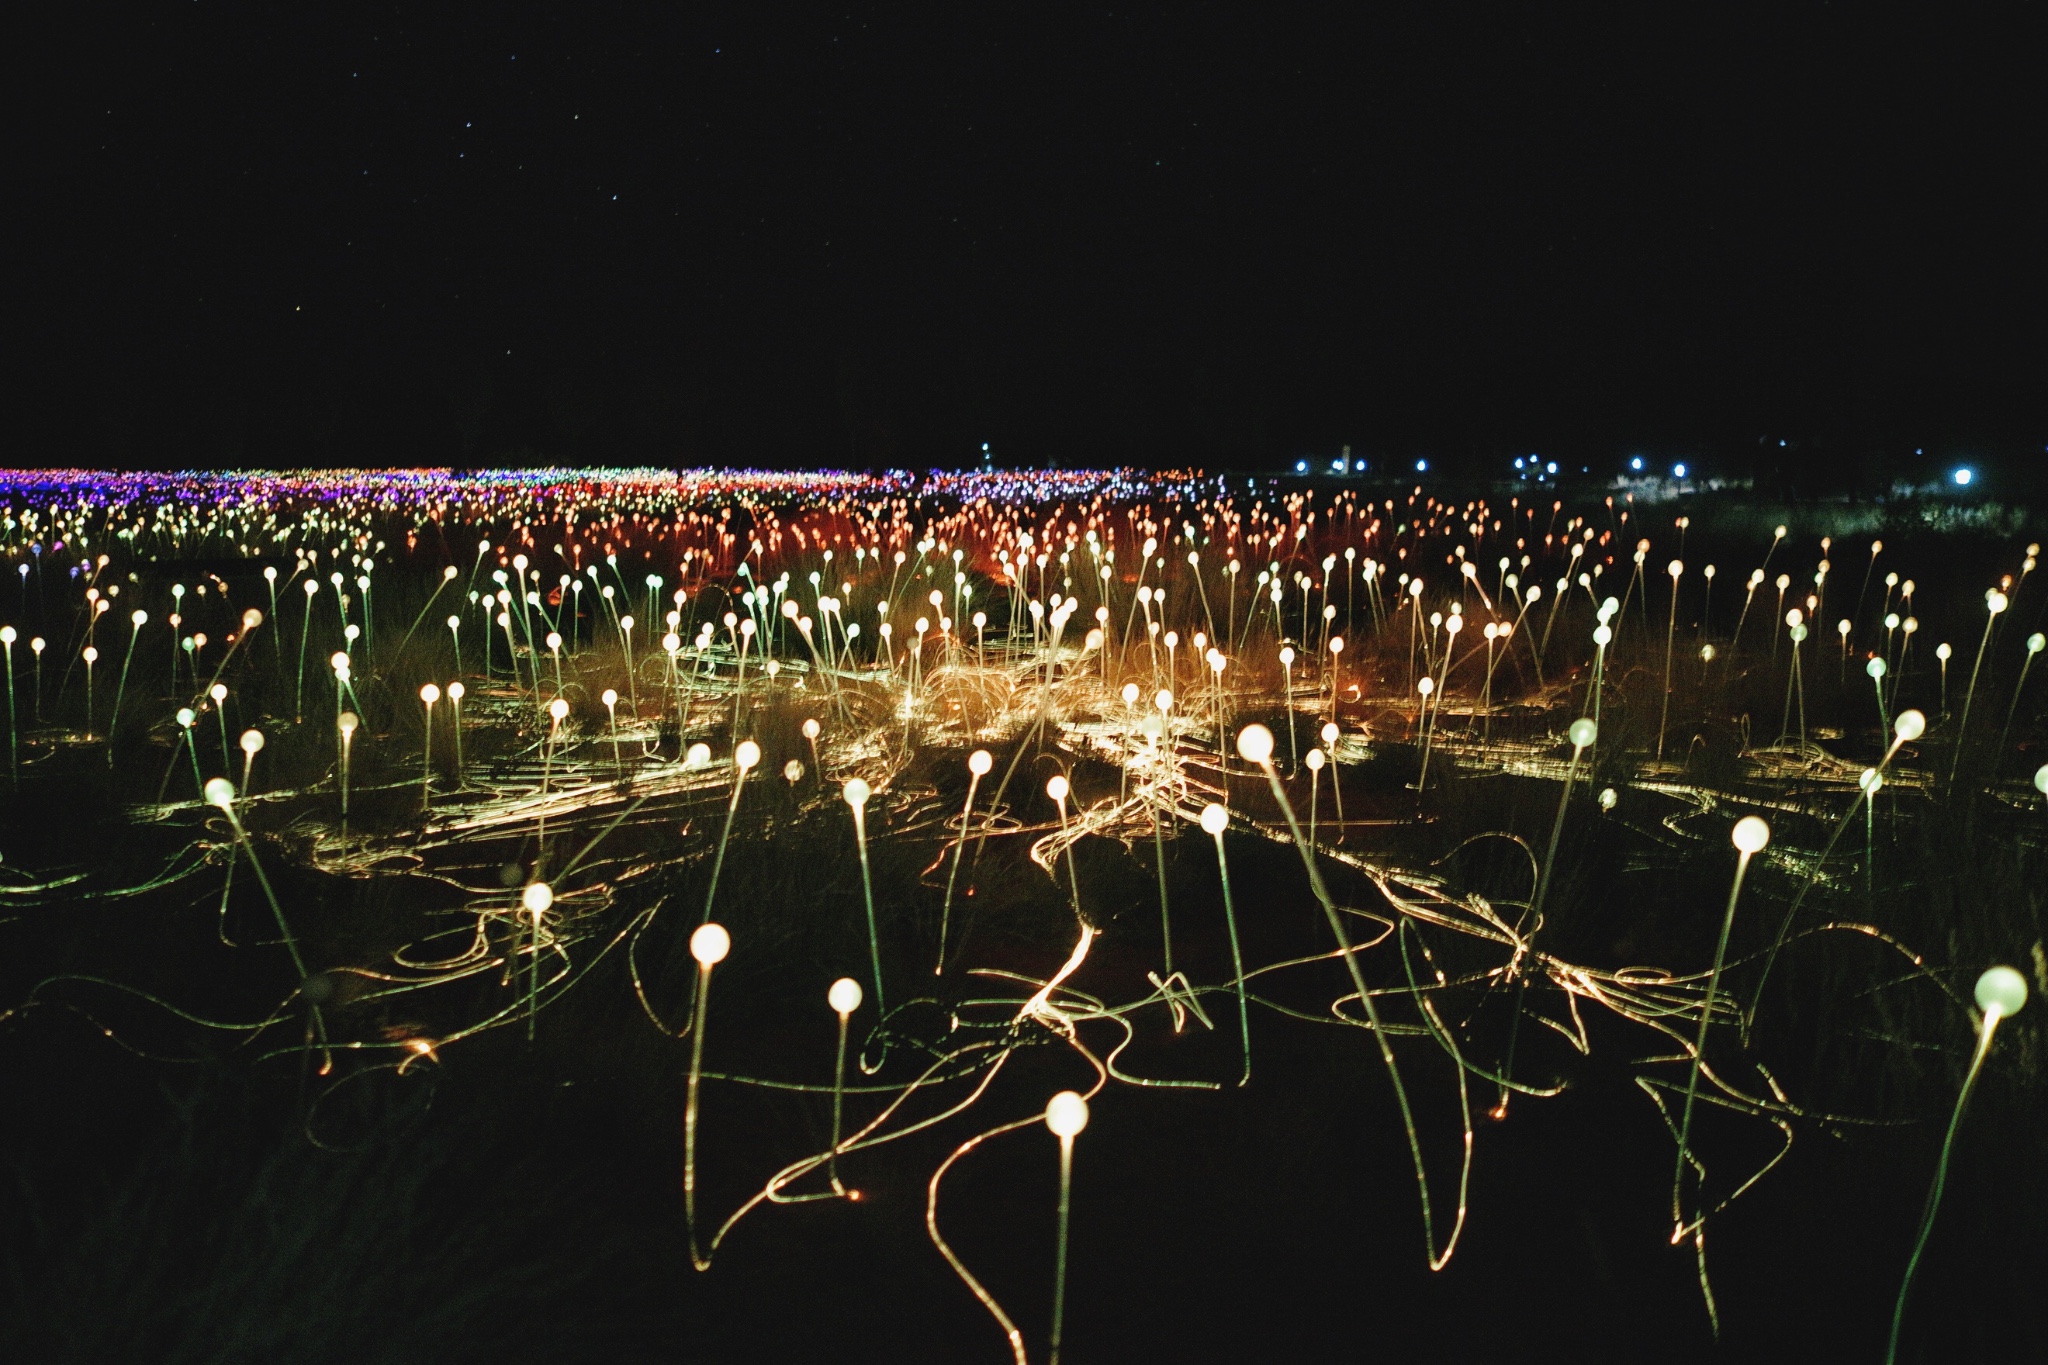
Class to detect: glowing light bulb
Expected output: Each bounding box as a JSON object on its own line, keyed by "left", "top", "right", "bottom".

{"left": 1046, "top": 774, "right": 1070, "bottom": 803}
{"left": 420, "top": 683, "right": 441, "bottom": 704}
{"left": 522, "top": 881, "right": 554, "bottom": 916}
{"left": 203, "top": 777, "right": 235, "bottom": 808}
{"left": 1569, "top": 718, "right": 1597, "bottom": 748}
{"left": 1044, "top": 1090, "right": 1090, "bottom": 1138}
{"left": 843, "top": 776, "right": 870, "bottom": 808}
{"left": 1895, "top": 709, "right": 1926, "bottom": 741}
{"left": 828, "top": 977, "right": 863, "bottom": 1015}
{"left": 690, "top": 922, "right": 731, "bottom": 965}
{"left": 968, "top": 749, "right": 993, "bottom": 776}
{"left": 1199, "top": 803, "right": 1228, "bottom": 836}
{"left": 1236, "top": 724, "right": 1275, "bottom": 764}
{"left": 1731, "top": 816, "right": 1771, "bottom": 854}
{"left": 735, "top": 740, "right": 761, "bottom": 771}
{"left": 1975, "top": 965, "right": 2027, "bottom": 1018}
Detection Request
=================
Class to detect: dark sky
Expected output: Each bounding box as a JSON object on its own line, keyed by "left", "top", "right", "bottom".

{"left": 18, "top": 6, "right": 2046, "bottom": 472}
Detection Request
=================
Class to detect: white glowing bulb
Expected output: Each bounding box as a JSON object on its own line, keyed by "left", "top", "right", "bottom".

{"left": 1975, "top": 965, "right": 2028, "bottom": 1018}
{"left": 735, "top": 740, "right": 761, "bottom": 771}
{"left": 522, "top": 882, "right": 554, "bottom": 916}
{"left": 690, "top": 922, "right": 731, "bottom": 966}
{"left": 1236, "top": 724, "right": 1275, "bottom": 764}
{"left": 1044, "top": 1090, "right": 1090, "bottom": 1139}
{"left": 1046, "top": 774, "right": 1070, "bottom": 803}
{"left": 828, "top": 977, "right": 864, "bottom": 1015}
{"left": 203, "top": 777, "right": 235, "bottom": 808}
{"left": 549, "top": 697, "right": 570, "bottom": 722}
{"left": 420, "top": 683, "right": 441, "bottom": 704}
{"left": 1731, "top": 816, "right": 1771, "bottom": 854}
{"left": 1894, "top": 709, "right": 1926, "bottom": 742}
{"left": 240, "top": 728, "right": 264, "bottom": 755}
{"left": 1305, "top": 748, "right": 1325, "bottom": 772}
{"left": 968, "top": 749, "right": 993, "bottom": 776}
{"left": 843, "top": 776, "right": 870, "bottom": 808}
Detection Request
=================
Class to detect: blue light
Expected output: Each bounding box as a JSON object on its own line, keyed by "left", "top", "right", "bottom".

{"left": 1629, "top": 456, "right": 1643, "bottom": 471}
{"left": 1673, "top": 463, "right": 1687, "bottom": 478}
{"left": 1331, "top": 458, "right": 1345, "bottom": 473}
{"left": 1545, "top": 462, "right": 1558, "bottom": 474}
{"left": 1295, "top": 460, "right": 1308, "bottom": 473}
{"left": 1514, "top": 457, "right": 1525, "bottom": 469}
{"left": 1954, "top": 467, "right": 1974, "bottom": 486}
{"left": 1415, "top": 458, "right": 1428, "bottom": 473}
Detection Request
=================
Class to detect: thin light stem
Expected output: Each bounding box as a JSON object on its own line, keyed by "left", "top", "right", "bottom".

{"left": 1885, "top": 1010, "right": 2003, "bottom": 1365}
{"left": 1671, "top": 848, "right": 1757, "bottom": 1239}
{"left": 1049, "top": 1134, "right": 1076, "bottom": 1365}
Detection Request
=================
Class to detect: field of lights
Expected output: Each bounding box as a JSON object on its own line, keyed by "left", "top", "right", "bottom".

{"left": 1, "top": 465, "right": 2042, "bottom": 1363}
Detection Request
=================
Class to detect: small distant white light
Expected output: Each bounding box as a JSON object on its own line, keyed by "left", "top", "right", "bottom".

{"left": 1295, "top": 460, "right": 1308, "bottom": 473}
{"left": 1673, "top": 463, "right": 1687, "bottom": 478}
{"left": 1953, "top": 467, "right": 1974, "bottom": 486}
{"left": 1415, "top": 458, "right": 1428, "bottom": 472}
{"left": 1546, "top": 462, "right": 1558, "bottom": 474}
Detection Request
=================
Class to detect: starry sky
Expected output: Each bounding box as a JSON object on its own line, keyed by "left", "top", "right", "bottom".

{"left": 19, "top": 7, "right": 2046, "bottom": 474}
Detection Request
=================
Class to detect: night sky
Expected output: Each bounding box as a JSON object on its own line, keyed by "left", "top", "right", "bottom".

{"left": 20, "top": 7, "right": 2046, "bottom": 474}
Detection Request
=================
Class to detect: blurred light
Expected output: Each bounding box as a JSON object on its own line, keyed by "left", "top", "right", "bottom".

{"left": 1415, "top": 458, "right": 1428, "bottom": 472}
{"left": 1545, "top": 462, "right": 1558, "bottom": 474}
{"left": 1673, "top": 463, "right": 1687, "bottom": 478}
{"left": 1629, "top": 456, "right": 1643, "bottom": 470}
{"left": 1295, "top": 460, "right": 1308, "bottom": 473}
{"left": 1954, "top": 467, "right": 1974, "bottom": 486}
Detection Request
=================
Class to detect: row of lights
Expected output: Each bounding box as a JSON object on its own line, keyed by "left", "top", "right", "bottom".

{"left": 1293, "top": 452, "right": 1982, "bottom": 487}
